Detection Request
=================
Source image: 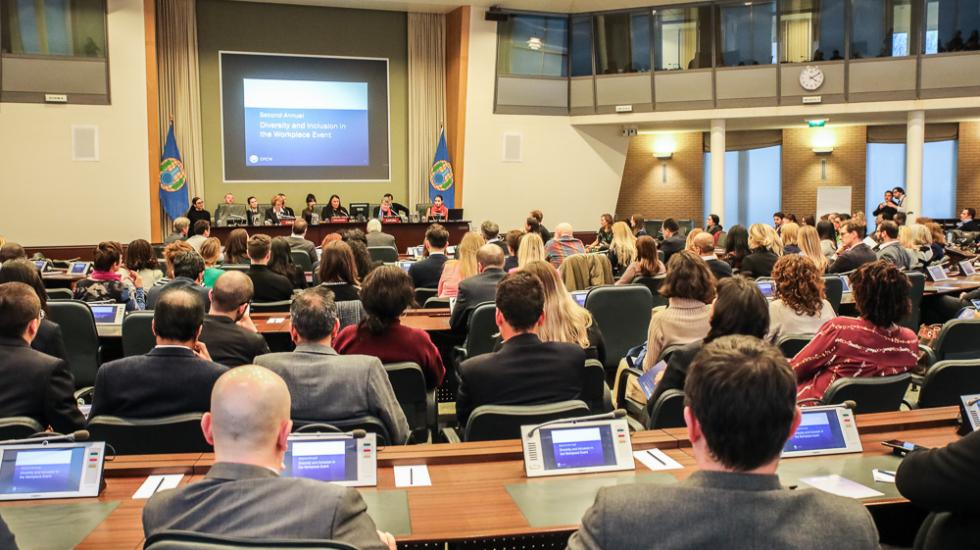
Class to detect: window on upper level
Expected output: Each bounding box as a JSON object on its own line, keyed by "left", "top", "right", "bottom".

{"left": 654, "top": 6, "right": 713, "bottom": 70}
{"left": 716, "top": 1, "right": 778, "bottom": 67}
{"left": 780, "top": 0, "right": 847, "bottom": 62}
{"left": 496, "top": 14, "right": 569, "bottom": 77}
{"left": 593, "top": 11, "right": 653, "bottom": 74}
{"left": 924, "top": 0, "right": 980, "bottom": 54}
{"left": 850, "top": 0, "right": 915, "bottom": 58}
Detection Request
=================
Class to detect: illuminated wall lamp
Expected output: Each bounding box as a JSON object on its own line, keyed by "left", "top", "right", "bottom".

{"left": 811, "top": 129, "right": 835, "bottom": 155}
{"left": 652, "top": 136, "right": 676, "bottom": 182}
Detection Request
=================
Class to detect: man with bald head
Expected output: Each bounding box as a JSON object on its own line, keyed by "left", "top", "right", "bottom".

{"left": 142, "top": 366, "right": 396, "bottom": 549}
{"left": 90, "top": 288, "right": 227, "bottom": 418}
{"left": 693, "top": 232, "right": 732, "bottom": 280}
{"left": 450, "top": 243, "right": 508, "bottom": 333}
{"left": 545, "top": 222, "right": 586, "bottom": 268}
{"left": 199, "top": 271, "right": 270, "bottom": 367}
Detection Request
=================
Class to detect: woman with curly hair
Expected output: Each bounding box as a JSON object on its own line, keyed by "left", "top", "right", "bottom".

{"left": 791, "top": 260, "right": 918, "bottom": 403}
{"left": 766, "top": 255, "right": 836, "bottom": 343}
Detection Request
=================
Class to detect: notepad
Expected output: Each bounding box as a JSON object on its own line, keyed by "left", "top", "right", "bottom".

{"left": 633, "top": 448, "right": 683, "bottom": 471}
{"left": 133, "top": 474, "right": 183, "bottom": 499}
{"left": 393, "top": 465, "right": 431, "bottom": 487}
{"left": 799, "top": 474, "right": 884, "bottom": 499}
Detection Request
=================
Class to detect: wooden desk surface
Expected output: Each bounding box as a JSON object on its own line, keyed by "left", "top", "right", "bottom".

{"left": 251, "top": 309, "right": 452, "bottom": 334}
{"left": 839, "top": 273, "right": 980, "bottom": 305}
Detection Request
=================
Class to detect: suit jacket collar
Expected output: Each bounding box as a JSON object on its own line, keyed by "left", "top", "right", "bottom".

{"left": 0, "top": 336, "right": 28, "bottom": 348}
{"left": 147, "top": 346, "right": 197, "bottom": 358}
{"left": 294, "top": 342, "right": 339, "bottom": 356}
{"left": 206, "top": 462, "right": 280, "bottom": 481}
{"left": 685, "top": 470, "right": 782, "bottom": 492}
{"left": 501, "top": 333, "right": 542, "bottom": 349}
{"left": 480, "top": 267, "right": 505, "bottom": 277}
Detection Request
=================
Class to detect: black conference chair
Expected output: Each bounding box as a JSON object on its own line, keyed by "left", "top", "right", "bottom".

{"left": 616, "top": 343, "right": 686, "bottom": 419}
{"left": 290, "top": 251, "right": 313, "bottom": 272}
{"left": 633, "top": 276, "right": 668, "bottom": 308}
{"left": 677, "top": 219, "right": 694, "bottom": 236}
{"left": 582, "top": 359, "right": 613, "bottom": 413}
{"left": 822, "top": 275, "right": 844, "bottom": 314}
{"left": 445, "top": 400, "right": 592, "bottom": 443}
{"left": 917, "top": 359, "right": 980, "bottom": 408}
{"left": 423, "top": 296, "right": 451, "bottom": 309}
{"left": 453, "top": 302, "right": 498, "bottom": 363}
{"left": 47, "top": 300, "right": 101, "bottom": 389}
{"left": 585, "top": 285, "right": 654, "bottom": 383}
{"left": 87, "top": 413, "right": 211, "bottom": 454}
{"left": 383, "top": 362, "right": 436, "bottom": 443}
{"left": 292, "top": 416, "right": 393, "bottom": 446}
{"left": 644, "top": 389, "right": 686, "bottom": 429}
{"left": 144, "top": 530, "right": 360, "bottom": 550}
{"left": 920, "top": 319, "right": 980, "bottom": 365}
{"left": 250, "top": 300, "right": 293, "bottom": 313}
{"left": 122, "top": 311, "right": 156, "bottom": 357}
{"left": 799, "top": 373, "right": 913, "bottom": 414}
{"left": 900, "top": 271, "right": 927, "bottom": 331}
{"left": 776, "top": 334, "right": 814, "bottom": 359}
{"left": 0, "top": 417, "right": 45, "bottom": 441}
{"left": 220, "top": 264, "right": 250, "bottom": 273}
{"left": 367, "top": 246, "right": 398, "bottom": 263}
{"left": 414, "top": 287, "right": 437, "bottom": 306}
{"left": 45, "top": 288, "right": 74, "bottom": 301}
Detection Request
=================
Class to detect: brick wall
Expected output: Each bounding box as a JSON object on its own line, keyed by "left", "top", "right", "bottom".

{"left": 614, "top": 132, "right": 704, "bottom": 222}
{"left": 781, "top": 125, "right": 867, "bottom": 218}
{"left": 958, "top": 122, "right": 980, "bottom": 211}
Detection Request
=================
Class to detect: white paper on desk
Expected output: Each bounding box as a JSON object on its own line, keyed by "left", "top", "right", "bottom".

{"left": 872, "top": 469, "right": 896, "bottom": 483}
{"left": 267, "top": 317, "right": 285, "bottom": 324}
{"left": 634, "top": 448, "right": 683, "bottom": 471}
{"left": 133, "top": 474, "right": 183, "bottom": 499}
{"left": 156, "top": 474, "right": 183, "bottom": 492}
{"left": 799, "top": 474, "right": 884, "bottom": 499}
{"left": 394, "top": 465, "right": 431, "bottom": 487}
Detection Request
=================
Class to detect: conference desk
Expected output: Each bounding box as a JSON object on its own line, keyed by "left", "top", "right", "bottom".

{"left": 0, "top": 407, "right": 962, "bottom": 549}
{"left": 251, "top": 309, "right": 453, "bottom": 333}
{"left": 839, "top": 272, "right": 980, "bottom": 305}
{"left": 211, "top": 221, "right": 471, "bottom": 254}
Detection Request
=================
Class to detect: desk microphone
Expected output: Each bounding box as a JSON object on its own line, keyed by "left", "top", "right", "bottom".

{"left": 350, "top": 429, "right": 367, "bottom": 439}
{"left": 840, "top": 400, "right": 858, "bottom": 410}
{"left": 0, "top": 429, "right": 90, "bottom": 446}
{"left": 527, "top": 409, "right": 627, "bottom": 437}
{"left": 967, "top": 397, "right": 980, "bottom": 407}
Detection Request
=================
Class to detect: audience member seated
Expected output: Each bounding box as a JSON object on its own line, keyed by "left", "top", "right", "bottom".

{"left": 185, "top": 196, "right": 211, "bottom": 226}
{"left": 704, "top": 213, "right": 723, "bottom": 236}
{"left": 147, "top": 250, "right": 210, "bottom": 310}
{"left": 438, "top": 232, "right": 485, "bottom": 297}
{"left": 124, "top": 239, "right": 164, "bottom": 290}
{"left": 957, "top": 207, "right": 979, "bottom": 232}
{"left": 270, "top": 237, "right": 307, "bottom": 290}
{"left": 529, "top": 209, "right": 552, "bottom": 242}
{"left": 588, "top": 214, "right": 614, "bottom": 251}
{"left": 798, "top": 225, "right": 829, "bottom": 273}
{"left": 684, "top": 228, "right": 704, "bottom": 253}
{"left": 164, "top": 216, "right": 190, "bottom": 244}
{"left": 615, "top": 235, "right": 664, "bottom": 284}
{"left": 896, "top": 430, "right": 980, "bottom": 549}
{"left": 409, "top": 224, "right": 450, "bottom": 289}
{"left": 186, "top": 220, "right": 211, "bottom": 252}
{"left": 780, "top": 222, "right": 801, "bottom": 254}
{"left": 90, "top": 289, "right": 227, "bottom": 418}
{"left": 791, "top": 260, "right": 918, "bottom": 403}
{"left": 517, "top": 232, "right": 547, "bottom": 269}
{"left": 522, "top": 260, "right": 605, "bottom": 364}
{"left": 545, "top": 223, "right": 586, "bottom": 268}
{"left": 722, "top": 224, "right": 750, "bottom": 271}
{"left": 254, "top": 287, "right": 409, "bottom": 444}
{"left": 816, "top": 220, "right": 838, "bottom": 260}
{"left": 200, "top": 271, "right": 270, "bottom": 368}
{"left": 630, "top": 214, "right": 647, "bottom": 237}
{"left": 199, "top": 238, "right": 225, "bottom": 289}
{"left": 503, "top": 229, "right": 523, "bottom": 272}
{"left": 482, "top": 220, "right": 508, "bottom": 256}
{"left": 606, "top": 221, "right": 637, "bottom": 277}
{"left": 0, "top": 282, "right": 84, "bottom": 433}
{"left": 142, "top": 365, "right": 395, "bottom": 550}
{"left": 828, "top": 220, "right": 876, "bottom": 274}
{"left": 317, "top": 241, "right": 362, "bottom": 302}
{"left": 223, "top": 228, "right": 250, "bottom": 265}
{"left": 285, "top": 219, "right": 319, "bottom": 266}
{"left": 740, "top": 224, "right": 782, "bottom": 278}
{"left": 901, "top": 223, "right": 935, "bottom": 269}
{"left": 648, "top": 277, "right": 769, "bottom": 405}
{"left": 693, "top": 232, "right": 732, "bottom": 279}
{"left": 245, "top": 235, "right": 294, "bottom": 303}
{"left": 925, "top": 221, "right": 946, "bottom": 263}
{"left": 766, "top": 256, "right": 836, "bottom": 343}
{"left": 0, "top": 260, "right": 67, "bottom": 361}
{"left": 567, "top": 335, "right": 879, "bottom": 550}
{"left": 450, "top": 244, "right": 507, "bottom": 333}
{"left": 456, "top": 271, "right": 585, "bottom": 427}
{"left": 334, "top": 265, "right": 445, "bottom": 389}
{"left": 365, "top": 218, "right": 397, "bottom": 248}
{"left": 0, "top": 242, "right": 27, "bottom": 263}
{"left": 874, "top": 220, "right": 912, "bottom": 270}
{"left": 74, "top": 241, "right": 146, "bottom": 311}
{"left": 659, "top": 218, "right": 686, "bottom": 265}
{"left": 343, "top": 230, "right": 379, "bottom": 280}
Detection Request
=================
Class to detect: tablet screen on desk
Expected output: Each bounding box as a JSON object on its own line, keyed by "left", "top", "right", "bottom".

{"left": 782, "top": 407, "right": 861, "bottom": 458}
{"left": 927, "top": 265, "right": 949, "bottom": 282}
{"left": 90, "top": 304, "right": 124, "bottom": 325}
{"left": 756, "top": 281, "right": 775, "bottom": 299}
{"left": 397, "top": 261, "right": 414, "bottom": 273}
{"left": 283, "top": 439, "right": 357, "bottom": 482}
{"left": 0, "top": 442, "right": 105, "bottom": 501}
{"left": 69, "top": 262, "right": 89, "bottom": 275}
{"left": 960, "top": 260, "right": 977, "bottom": 277}
{"left": 540, "top": 426, "right": 616, "bottom": 470}
{"left": 570, "top": 291, "right": 588, "bottom": 307}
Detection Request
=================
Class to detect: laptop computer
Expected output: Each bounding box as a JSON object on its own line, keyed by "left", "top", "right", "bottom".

{"left": 448, "top": 208, "right": 464, "bottom": 221}
{"left": 0, "top": 441, "right": 107, "bottom": 501}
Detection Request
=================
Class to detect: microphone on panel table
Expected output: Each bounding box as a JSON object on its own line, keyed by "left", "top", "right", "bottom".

{"left": 0, "top": 429, "right": 90, "bottom": 446}
{"left": 526, "top": 409, "right": 627, "bottom": 438}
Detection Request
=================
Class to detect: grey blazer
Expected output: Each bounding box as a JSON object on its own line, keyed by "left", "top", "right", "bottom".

{"left": 142, "top": 462, "right": 388, "bottom": 549}
{"left": 285, "top": 235, "right": 319, "bottom": 265}
{"left": 366, "top": 232, "right": 397, "bottom": 249}
{"left": 254, "top": 343, "right": 409, "bottom": 444}
{"left": 566, "top": 470, "right": 880, "bottom": 550}
{"left": 876, "top": 242, "right": 913, "bottom": 271}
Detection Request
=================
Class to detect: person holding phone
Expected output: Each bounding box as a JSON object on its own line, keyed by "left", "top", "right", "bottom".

{"left": 199, "top": 271, "right": 269, "bottom": 367}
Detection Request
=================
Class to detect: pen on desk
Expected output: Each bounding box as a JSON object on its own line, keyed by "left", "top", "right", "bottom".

{"left": 410, "top": 467, "right": 414, "bottom": 485}
{"left": 646, "top": 450, "right": 665, "bottom": 466}
{"left": 879, "top": 470, "right": 896, "bottom": 477}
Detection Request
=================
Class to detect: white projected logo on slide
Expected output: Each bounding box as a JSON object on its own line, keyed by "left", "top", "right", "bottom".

{"left": 243, "top": 78, "right": 370, "bottom": 168}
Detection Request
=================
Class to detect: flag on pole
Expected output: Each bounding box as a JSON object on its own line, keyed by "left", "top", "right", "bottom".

{"left": 159, "top": 122, "right": 189, "bottom": 220}
{"left": 429, "top": 128, "right": 455, "bottom": 208}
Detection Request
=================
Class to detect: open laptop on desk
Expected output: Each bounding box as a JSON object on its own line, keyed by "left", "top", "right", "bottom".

{"left": 0, "top": 441, "right": 107, "bottom": 501}
{"left": 91, "top": 304, "right": 125, "bottom": 337}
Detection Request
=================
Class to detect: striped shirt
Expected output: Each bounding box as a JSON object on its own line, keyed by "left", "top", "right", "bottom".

{"left": 791, "top": 316, "right": 918, "bottom": 403}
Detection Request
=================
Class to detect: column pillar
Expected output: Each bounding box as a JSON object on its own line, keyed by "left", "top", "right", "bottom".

{"left": 710, "top": 119, "right": 726, "bottom": 225}
{"left": 905, "top": 110, "right": 925, "bottom": 218}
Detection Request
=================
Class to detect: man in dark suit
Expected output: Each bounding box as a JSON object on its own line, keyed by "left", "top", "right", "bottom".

{"left": 693, "top": 232, "right": 732, "bottom": 279}
{"left": 284, "top": 219, "right": 318, "bottom": 266}
{"left": 89, "top": 289, "right": 227, "bottom": 419}
{"left": 828, "top": 220, "right": 877, "bottom": 274}
{"left": 958, "top": 207, "right": 979, "bottom": 232}
{"left": 409, "top": 224, "right": 450, "bottom": 289}
{"left": 245, "top": 234, "right": 294, "bottom": 302}
{"left": 146, "top": 250, "right": 210, "bottom": 310}
{"left": 450, "top": 244, "right": 507, "bottom": 334}
{"left": 455, "top": 271, "right": 586, "bottom": 427}
{"left": 481, "top": 220, "right": 509, "bottom": 256}
{"left": 0, "top": 282, "right": 85, "bottom": 434}
{"left": 142, "top": 365, "right": 395, "bottom": 550}
{"left": 199, "top": 271, "right": 270, "bottom": 367}
{"left": 896, "top": 430, "right": 980, "bottom": 548}
{"left": 567, "top": 336, "right": 879, "bottom": 550}
{"left": 659, "top": 218, "right": 686, "bottom": 265}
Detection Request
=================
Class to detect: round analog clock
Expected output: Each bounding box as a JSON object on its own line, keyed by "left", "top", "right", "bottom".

{"left": 799, "top": 65, "right": 825, "bottom": 91}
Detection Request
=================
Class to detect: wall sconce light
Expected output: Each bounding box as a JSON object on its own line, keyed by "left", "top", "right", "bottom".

{"left": 652, "top": 135, "right": 676, "bottom": 159}
{"left": 811, "top": 128, "right": 835, "bottom": 155}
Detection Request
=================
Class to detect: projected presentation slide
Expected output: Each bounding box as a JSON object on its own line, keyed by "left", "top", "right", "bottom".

{"left": 221, "top": 52, "right": 391, "bottom": 182}
{"left": 783, "top": 410, "right": 847, "bottom": 453}
{"left": 0, "top": 448, "right": 84, "bottom": 494}
{"left": 542, "top": 426, "right": 616, "bottom": 470}
{"left": 285, "top": 440, "right": 357, "bottom": 482}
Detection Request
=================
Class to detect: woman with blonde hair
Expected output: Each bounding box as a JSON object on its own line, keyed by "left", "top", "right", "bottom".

{"left": 438, "top": 232, "right": 486, "bottom": 297}
{"left": 517, "top": 232, "right": 547, "bottom": 267}
{"left": 780, "top": 222, "right": 801, "bottom": 254}
{"left": 607, "top": 221, "right": 637, "bottom": 276}
{"left": 199, "top": 237, "right": 225, "bottom": 288}
{"left": 616, "top": 236, "right": 665, "bottom": 284}
{"left": 684, "top": 228, "right": 704, "bottom": 251}
{"left": 740, "top": 223, "right": 783, "bottom": 278}
{"left": 901, "top": 223, "right": 934, "bottom": 269}
{"left": 521, "top": 260, "right": 605, "bottom": 362}
{"left": 798, "top": 225, "right": 829, "bottom": 273}
{"left": 925, "top": 222, "right": 946, "bottom": 262}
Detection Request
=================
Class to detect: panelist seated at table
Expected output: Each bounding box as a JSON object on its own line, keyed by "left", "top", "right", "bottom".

{"left": 199, "top": 272, "right": 270, "bottom": 368}
{"left": 566, "top": 336, "right": 880, "bottom": 550}
{"left": 321, "top": 194, "right": 350, "bottom": 220}
{"left": 265, "top": 195, "right": 293, "bottom": 226}
{"left": 426, "top": 194, "right": 450, "bottom": 220}
{"left": 245, "top": 196, "right": 263, "bottom": 226}
{"left": 253, "top": 287, "right": 409, "bottom": 444}
{"left": 373, "top": 193, "right": 409, "bottom": 219}
{"left": 185, "top": 196, "right": 211, "bottom": 227}
{"left": 89, "top": 289, "right": 228, "bottom": 419}
{"left": 0, "top": 282, "right": 85, "bottom": 434}
{"left": 456, "top": 272, "right": 586, "bottom": 428}
{"left": 142, "top": 366, "right": 395, "bottom": 550}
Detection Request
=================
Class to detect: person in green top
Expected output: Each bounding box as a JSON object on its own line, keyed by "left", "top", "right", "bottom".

{"left": 199, "top": 237, "right": 226, "bottom": 289}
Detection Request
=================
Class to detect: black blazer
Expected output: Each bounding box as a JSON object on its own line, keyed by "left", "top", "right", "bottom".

{"left": 649, "top": 340, "right": 703, "bottom": 406}
{"left": 456, "top": 333, "right": 587, "bottom": 427}
{"left": 828, "top": 243, "right": 877, "bottom": 274}
{"left": 705, "top": 258, "right": 733, "bottom": 279}
{"left": 321, "top": 206, "right": 349, "bottom": 219}
{"left": 264, "top": 208, "right": 294, "bottom": 225}
{"left": 89, "top": 347, "right": 228, "bottom": 419}
{"left": 896, "top": 430, "right": 980, "bottom": 549}
{"left": 409, "top": 253, "right": 449, "bottom": 290}
{"left": 246, "top": 208, "right": 262, "bottom": 226}
{"left": 0, "top": 337, "right": 85, "bottom": 434}
{"left": 450, "top": 268, "right": 507, "bottom": 333}
{"left": 246, "top": 265, "right": 295, "bottom": 302}
{"left": 740, "top": 249, "right": 780, "bottom": 278}
{"left": 186, "top": 209, "right": 211, "bottom": 226}
{"left": 32, "top": 318, "right": 68, "bottom": 361}
{"left": 660, "top": 235, "right": 686, "bottom": 265}
{"left": 960, "top": 220, "right": 980, "bottom": 232}
{"left": 199, "top": 316, "right": 270, "bottom": 367}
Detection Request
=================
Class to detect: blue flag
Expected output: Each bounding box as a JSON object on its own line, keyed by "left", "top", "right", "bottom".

{"left": 159, "top": 122, "right": 189, "bottom": 220}
{"left": 429, "top": 128, "right": 455, "bottom": 208}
